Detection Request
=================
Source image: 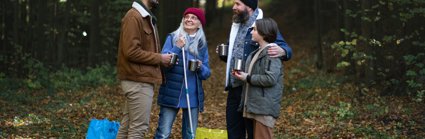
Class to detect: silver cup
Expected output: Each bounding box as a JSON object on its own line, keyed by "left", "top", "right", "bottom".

{"left": 170, "top": 53, "right": 178, "bottom": 65}
{"left": 218, "top": 44, "right": 228, "bottom": 57}
{"left": 233, "top": 59, "right": 243, "bottom": 71}
{"left": 189, "top": 59, "right": 198, "bottom": 71}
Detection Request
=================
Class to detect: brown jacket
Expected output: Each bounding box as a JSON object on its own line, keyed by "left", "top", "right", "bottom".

{"left": 117, "top": 7, "right": 162, "bottom": 84}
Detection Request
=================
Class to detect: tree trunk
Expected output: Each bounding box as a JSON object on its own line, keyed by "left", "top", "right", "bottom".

{"left": 57, "top": 1, "right": 71, "bottom": 67}
{"left": 1, "top": 0, "right": 6, "bottom": 51}
{"left": 314, "top": 0, "right": 323, "bottom": 70}
{"left": 1, "top": 0, "right": 8, "bottom": 72}
{"left": 205, "top": 0, "right": 217, "bottom": 27}
{"left": 30, "top": 0, "right": 49, "bottom": 63}
{"left": 88, "top": 0, "right": 100, "bottom": 66}
{"left": 192, "top": 0, "right": 200, "bottom": 7}
{"left": 360, "top": 0, "right": 374, "bottom": 81}
{"left": 12, "top": 0, "right": 23, "bottom": 77}
{"left": 218, "top": 0, "right": 226, "bottom": 29}
{"left": 158, "top": 0, "right": 192, "bottom": 43}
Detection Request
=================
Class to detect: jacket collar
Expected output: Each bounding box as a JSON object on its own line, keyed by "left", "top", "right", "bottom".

{"left": 132, "top": 1, "right": 157, "bottom": 24}
{"left": 251, "top": 8, "right": 263, "bottom": 27}
{"left": 132, "top": 1, "right": 150, "bottom": 17}
{"left": 253, "top": 44, "right": 271, "bottom": 59}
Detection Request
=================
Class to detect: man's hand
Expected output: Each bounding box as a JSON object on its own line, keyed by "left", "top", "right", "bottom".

{"left": 267, "top": 43, "right": 286, "bottom": 58}
{"left": 215, "top": 45, "right": 219, "bottom": 54}
{"left": 161, "top": 54, "right": 173, "bottom": 67}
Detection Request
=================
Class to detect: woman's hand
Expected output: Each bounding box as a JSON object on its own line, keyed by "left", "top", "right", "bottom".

{"left": 176, "top": 35, "right": 186, "bottom": 48}
{"left": 197, "top": 60, "right": 202, "bottom": 69}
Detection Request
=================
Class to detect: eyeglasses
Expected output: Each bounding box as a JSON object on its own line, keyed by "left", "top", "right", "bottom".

{"left": 184, "top": 15, "right": 199, "bottom": 21}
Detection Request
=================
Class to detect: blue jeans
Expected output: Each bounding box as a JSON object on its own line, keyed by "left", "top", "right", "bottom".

{"left": 154, "top": 106, "right": 198, "bottom": 139}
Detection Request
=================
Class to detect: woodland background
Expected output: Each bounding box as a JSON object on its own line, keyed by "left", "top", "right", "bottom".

{"left": 1, "top": 0, "right": 424, "bottom": 138}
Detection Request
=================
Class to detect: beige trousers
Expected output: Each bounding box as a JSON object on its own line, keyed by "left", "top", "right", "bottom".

{"left": 116, "top": 80, "right": 154, "bottom": 139}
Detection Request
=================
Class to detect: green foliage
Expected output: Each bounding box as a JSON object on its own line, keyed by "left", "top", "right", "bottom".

{"left": 330, "top": 102, "right": 355, "bottom": 120}
{"left": 365, "top": 104, "right": 389, "bottom": 118}
{"left": 331, "top": 0, "right": 425, "bottom": 99}
{"left": 353, "top": 126, "right": 392, "bottom": 138}
{"left": 50, "top": 64, "right": 117, "bottom": 91}
{"left": 1, "top": 63, "right": 117, "bottom": 93}
{"left": 294, "top": 73, "right": 344, "bottom": 90}
{"left": 23, "top": 58, "right": 49, "bottom": 90}
{"left": 403, "top": 53, "right": 425, "bottom": 102}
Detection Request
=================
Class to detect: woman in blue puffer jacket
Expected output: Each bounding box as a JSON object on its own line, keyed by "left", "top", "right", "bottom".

{"left": 154, "top": 8, "right": 211, "bottom": 139}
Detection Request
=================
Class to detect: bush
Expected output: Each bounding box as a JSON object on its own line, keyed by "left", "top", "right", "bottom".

{"left": 50, "top": 64, "right": 117, "bottom": 91}
{"left": 1, "top": 63, "right": 117, "bottom": 93}
{"left": 331, "top": 0, "right": 425, "bottom": 100}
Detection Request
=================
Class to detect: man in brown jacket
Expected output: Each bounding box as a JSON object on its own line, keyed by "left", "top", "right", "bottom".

{"left": 116, "top": 0, "right": 172, "bottom": 138}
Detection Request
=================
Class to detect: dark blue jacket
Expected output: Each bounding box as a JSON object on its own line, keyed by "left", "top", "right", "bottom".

{"left": 158, "top": 34, "right": 211, "bottom": 112}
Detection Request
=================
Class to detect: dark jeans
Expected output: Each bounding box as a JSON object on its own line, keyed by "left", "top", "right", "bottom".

{"left": 226, "top": 86, "right": 254, "bottom": 139}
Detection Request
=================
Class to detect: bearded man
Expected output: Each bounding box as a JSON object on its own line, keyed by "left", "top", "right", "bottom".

{"left": 217, "top": 0, "right": 293, "bottom": 138}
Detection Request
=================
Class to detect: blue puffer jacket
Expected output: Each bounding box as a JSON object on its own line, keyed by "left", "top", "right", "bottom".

{"left": 157, "top": 34, "right": 211, "bottom": 112}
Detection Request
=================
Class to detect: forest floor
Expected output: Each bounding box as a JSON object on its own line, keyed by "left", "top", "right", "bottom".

{"left": 1, "top": 2, "right": 425, "bottom": 139}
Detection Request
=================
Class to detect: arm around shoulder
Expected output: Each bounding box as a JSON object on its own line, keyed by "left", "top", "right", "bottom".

{"left": 275, "top": 31, "right": 292, "bottom": 61}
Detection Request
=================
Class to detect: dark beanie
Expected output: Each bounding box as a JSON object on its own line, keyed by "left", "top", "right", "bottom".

{"left": 183, "top": 8, "right": 206, "bottom": 27}
{"left": 241, "top": 0, "right": 258, "bottom": 10}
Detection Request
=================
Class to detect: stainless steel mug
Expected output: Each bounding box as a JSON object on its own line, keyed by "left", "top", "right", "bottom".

{"left": 218, "top": 44, "right": 228, "bottom": 57}
{"left": 233, "top": 59, "right": 243, "bottom": 71}
{"left": 170, "top": 53, "right": 177, "bottom": 65}
{"left": 189, "top": 59, "right": 198, "bottom": 71}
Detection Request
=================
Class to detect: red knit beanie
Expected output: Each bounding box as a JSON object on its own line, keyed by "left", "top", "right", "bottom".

{"left": 183, "top": 8, "right": 206, "bottom": 27}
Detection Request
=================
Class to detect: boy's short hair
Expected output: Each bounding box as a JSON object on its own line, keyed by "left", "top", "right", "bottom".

{"left": 255, "top": 18, "right": 278, "bottom": 43}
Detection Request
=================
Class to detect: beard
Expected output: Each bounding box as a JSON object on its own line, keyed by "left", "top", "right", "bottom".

{"left": 232, "top": 8, "right": 249, "bottom": 23}
{"left": 149, "top": 0, "right": 159, "bottom": 14}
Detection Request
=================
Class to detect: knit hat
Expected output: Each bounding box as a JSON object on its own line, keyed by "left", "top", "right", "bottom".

{"left": 183, "top": 8, "right": 206, "bottom": 27}
{"left": 240, "top": 0, "right": 258, "bottom": 10}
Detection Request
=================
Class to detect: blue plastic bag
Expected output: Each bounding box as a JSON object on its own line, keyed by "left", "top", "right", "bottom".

{"left": 86, "top": 118, "right": 120, "bottom": 139}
